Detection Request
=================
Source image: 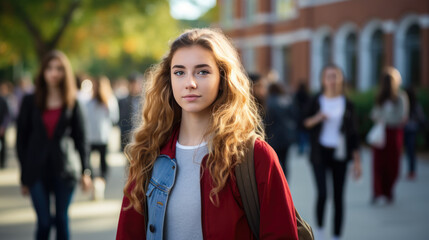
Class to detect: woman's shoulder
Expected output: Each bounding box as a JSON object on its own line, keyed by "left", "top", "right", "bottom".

{"left": 254, "top": 139, "right": 278, "bottom": 167}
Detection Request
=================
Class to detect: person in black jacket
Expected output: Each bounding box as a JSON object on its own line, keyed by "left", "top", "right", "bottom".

{"left": 0, "top": 95, "right": 9, "bottom": 169}
{"left": 304, "top": 64, "right": 361, "bottom": 240}
{"left": 118, "top": 72, "right": 143, "bottom": 151}
{"left": 16, "top": 50, "right": 92, "bottom": 240}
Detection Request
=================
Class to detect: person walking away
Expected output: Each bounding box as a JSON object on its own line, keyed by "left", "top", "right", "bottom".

{"left": 370, "top": 66, "right": 409, "bottom": 204}
{"left": 265, "top": 82, "right": 297, "bottom": 178}
{"left": 294, "top": 82, "right": 310, "bottom": 155}
{"left": 85, "top": 75, "right": 119, "bottom": 200}
{"left": 16, "top": 50, "right": 92, "bottom": 240}
{"left": 118, "top": 72, "right": 143, "bottom": 151}
{"left": 116, "top": 28, "right": 299, "bottom": 239}
{"left": 403, "top": 86, "right": 426, "bottom": 180}
{"left": 304, "top": 64, "right": 361, "bottom": 240}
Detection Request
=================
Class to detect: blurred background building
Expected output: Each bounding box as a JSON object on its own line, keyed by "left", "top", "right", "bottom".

{"left": 218, "top": 0, "right": 429, "bottom": 91}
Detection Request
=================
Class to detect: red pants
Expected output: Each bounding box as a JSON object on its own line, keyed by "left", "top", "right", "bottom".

{"left": 372, "top": 128, "right": 403, "bottom": 200}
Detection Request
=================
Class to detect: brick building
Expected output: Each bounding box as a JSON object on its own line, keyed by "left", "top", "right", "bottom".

{"left": 217, "top": 0, "right": 429, "bottom": 91}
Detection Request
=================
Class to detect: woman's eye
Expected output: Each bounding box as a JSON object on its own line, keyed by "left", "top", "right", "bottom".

{"left": 198, "top": 70, "right": 210, "bottom": 75}
{"left": 174, "top": 71, "right": 184, "bottom": 76}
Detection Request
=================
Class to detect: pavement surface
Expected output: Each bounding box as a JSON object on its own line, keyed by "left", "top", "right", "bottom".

{"left": 1, "top": 126, "right": 428, "bottom": 240}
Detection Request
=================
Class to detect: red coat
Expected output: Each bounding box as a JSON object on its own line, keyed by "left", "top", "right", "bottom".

{"left": 117, "top": 132, "right": 298, "bottom": 239}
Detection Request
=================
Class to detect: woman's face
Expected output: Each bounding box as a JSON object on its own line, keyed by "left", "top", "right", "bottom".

{"left": 44, "top": 58, "right": 65, "bottom": 88}
{"left": 322, "top": 67, "right": 342, "bottom": 94}
{"left": 171, "top": 45, "right": 221, "bottom": 115}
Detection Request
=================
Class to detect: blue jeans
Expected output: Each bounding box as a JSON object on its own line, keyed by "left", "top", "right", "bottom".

{"left": 30, "top": 177, "right": 75, "bottom": 240}
{"left": 404, "top": 129, "right": 417, "bottom": 174}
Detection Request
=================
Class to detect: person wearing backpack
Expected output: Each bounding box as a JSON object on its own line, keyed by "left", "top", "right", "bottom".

{"left": 304, "top": 64, "right": 361, "bottom": 240}
{"left": 116, "top": 28, "right": 299, "bottom": 239}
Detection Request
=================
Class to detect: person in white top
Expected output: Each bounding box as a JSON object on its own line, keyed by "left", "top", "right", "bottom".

{"left": 85, "top": 76, "right": 119, "bottom": 200}
{"left": 304, "top": 64, "right": 362, "bottom": 240}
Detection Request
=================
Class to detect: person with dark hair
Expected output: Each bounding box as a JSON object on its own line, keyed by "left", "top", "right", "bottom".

{"left": 265, "top": 82, "right": 297, "bottom": 178}
{"left": 248, "top": 72, "right": 268, "bottom": 110}
{"left": 0, "top": 95, "right": 9, "bottom": 169}
{"left": 404, "top": 87, "right": 426, "bottom": 180}
{"left": 85, "top": 76, "right": 119, "bottom": 200}
{"left": 294, "top": 82, "right": 310, "bottom": 155}
{"left": 304, "top": 64, "right": 361, "bottom": 240}
{"left": 16, "top": 50, "right": 92, "bottom": 240}
{"left": 370, "top": 66, "right": 409, "bottom": 203}
{"left": 118, "top": 72, "right": 143, "bottom": 151}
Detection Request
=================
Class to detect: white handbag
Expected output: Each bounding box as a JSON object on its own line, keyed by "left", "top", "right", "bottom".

{"left": 366, "top": 122, "right": 385, "bottom": 148}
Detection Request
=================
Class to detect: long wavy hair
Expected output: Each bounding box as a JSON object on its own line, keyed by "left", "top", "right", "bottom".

{"left": 376, "top": 66, "right": 402, "bottom": 106}
{"left": 92, "top": 75, "right": 113, "bottom": 106}
{"left": 124, "top": 28, "right": 265, "bottom": 213}
{"left": 35, "top": 50, "right": 76, "bottom": 110}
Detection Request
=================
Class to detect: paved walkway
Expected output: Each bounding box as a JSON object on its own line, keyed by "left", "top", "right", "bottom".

{"left": 1, "top": 127, "right": 428, "bottom": 239}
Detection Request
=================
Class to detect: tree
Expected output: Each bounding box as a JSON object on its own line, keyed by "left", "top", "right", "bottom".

{"left": 0, "top": 0, "right": 179, "bottom": 79}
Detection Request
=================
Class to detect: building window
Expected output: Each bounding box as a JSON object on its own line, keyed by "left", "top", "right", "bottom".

{"left": 245, "top": 0, "right": 257, "bottom": 22}
{"left": 243, "top": 47, "right": 256, "bottom": 72}
{"left": 370, "top": 29, "right": 384, "bottom": 87}
{"left": 321, "top": 35, "right": 332, "bottom": 68}
{"left": 344, "top": 33, "right": 357, "bottom": 88}
{"left": 404, "top": 24, "right": 421, "bottom": 86}
{"left": 222, "top": 0, "right": 234, "bottom": 28}
{"left": 274, "top": 0, "right": 297, "bottom": 20}
{"left": 283, "top": 46, "right": 292, "bottom": 85}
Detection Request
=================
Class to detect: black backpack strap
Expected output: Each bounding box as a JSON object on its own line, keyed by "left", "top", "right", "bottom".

{"left": 235, "top": 136, "right": 260, "bottom": 239}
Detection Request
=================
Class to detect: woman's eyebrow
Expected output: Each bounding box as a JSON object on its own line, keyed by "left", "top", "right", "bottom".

{"left": 195, "top": 64, "right": 211, "bottom": 69}
{"left": 172, "top": 65, "right": 185, "bottom": 69}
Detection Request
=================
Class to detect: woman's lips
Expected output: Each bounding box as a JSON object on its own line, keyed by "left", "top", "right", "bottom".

{"left": 183, "top": 94, "right": 201, "bottom": 101}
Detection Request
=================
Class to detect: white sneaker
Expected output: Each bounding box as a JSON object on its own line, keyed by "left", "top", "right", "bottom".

{"left": 93, "top": 178, "right": 105, "bottom": 201}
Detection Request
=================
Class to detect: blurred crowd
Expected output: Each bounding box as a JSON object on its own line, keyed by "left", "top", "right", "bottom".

{"left": 0, "top": 49, "right": 427, "bottom": 240}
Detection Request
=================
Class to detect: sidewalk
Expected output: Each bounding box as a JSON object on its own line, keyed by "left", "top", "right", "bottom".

{"left": 288, "top": 145, "right": 429, "bottom": 240}
{"left": 1, "top": 126, "right": 428, "bottom": 239}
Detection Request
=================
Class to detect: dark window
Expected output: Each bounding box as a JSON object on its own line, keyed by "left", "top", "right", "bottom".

{"left": 370, "top": 29, "right": 384, "bottom": 87}
{"left": 405, "top": 24, "right": 421, "bottom": 86}
{"left": 345, "top": 33, "right": 357, "bottom": 88}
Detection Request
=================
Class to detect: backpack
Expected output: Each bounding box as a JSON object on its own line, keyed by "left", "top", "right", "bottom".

{"left": 235, "top": 137, "right": 314, "bottom": 240}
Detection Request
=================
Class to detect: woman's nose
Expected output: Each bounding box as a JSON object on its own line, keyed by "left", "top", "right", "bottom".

{"left": 185, "top": 75, "right": 197, "bottom": 89}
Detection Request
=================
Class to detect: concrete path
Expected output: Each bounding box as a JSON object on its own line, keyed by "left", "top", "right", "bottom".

{"left": 1, "top": 127, "right": 428, "bottom": 239}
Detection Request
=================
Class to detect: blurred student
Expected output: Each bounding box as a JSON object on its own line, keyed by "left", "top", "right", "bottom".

{"left": 16, "top": 50, "right": 92, "bottom": 240}
{"left": 294, "top": 82, "right": 310, "bottom": 155}
{"left": 0, "top": 95, "right": 8, "bottom": 169}
{"left": 265, "top": 82, "right": 297, "bottom": 178}
{"left": 118, "top": 72, "right": 143, "bottom": 151}
{"left": 404, "top": 86, "right": 426, "bottom": 180}
{"left": 304, "top": 64, "right": 361, "bottom": 240}
{"left": 370, "top": 66, "right": 409, "bottom": 204}
{"left": 117, "top": 28, "right": 298, "bottom": 239}
{"left": 85, "top": 76, "right": 119, "bottom": 200}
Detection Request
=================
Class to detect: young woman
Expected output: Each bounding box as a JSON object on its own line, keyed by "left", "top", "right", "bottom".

{"left": 371, "top": 67, "right": 409, "bottom": 203}
{"left": 116, "top": 28, "right": 298, "bottom": 239}
{"left": 17, "top": 50, "right": 92, "bottom": 240}
{"left": 304, "top": 64, "right": 361, "bottom": 240}
{"left": 85, "top": 76, "right": 119, "bottom": 200}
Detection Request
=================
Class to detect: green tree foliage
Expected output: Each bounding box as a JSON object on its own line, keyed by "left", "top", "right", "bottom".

{"left": 0, "top": 0, "right": 180, "bottom": 79}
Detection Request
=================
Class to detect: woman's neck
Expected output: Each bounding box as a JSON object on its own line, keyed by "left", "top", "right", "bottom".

{"left": 323, "top": 90, "right": 341, "bottom": 98}
{"left": 178, "top": 110, "right": 211, "bottom": 146}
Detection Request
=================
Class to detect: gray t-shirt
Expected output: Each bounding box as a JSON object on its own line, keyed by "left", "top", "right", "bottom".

{"left": 164, "top": 141, "right": 208, "bottom": 240}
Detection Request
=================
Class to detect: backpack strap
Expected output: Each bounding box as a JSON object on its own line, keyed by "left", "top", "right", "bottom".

{"left": 235, "top": 136, "right": 260, "bottom": 239}
{"left": 235, "top": 137, "right": 315, "bottom": 240}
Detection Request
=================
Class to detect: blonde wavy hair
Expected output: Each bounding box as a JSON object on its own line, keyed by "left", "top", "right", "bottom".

{"left": 124, "top": 28, "right": 265, "bottom": 213}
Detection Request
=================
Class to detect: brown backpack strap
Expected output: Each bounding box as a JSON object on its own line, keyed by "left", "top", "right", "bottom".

{"left": 235, "top": 136, "right": 260, "bottom": 239}
{"left": 235, "top": 137, "right": 314, "bottom": 240}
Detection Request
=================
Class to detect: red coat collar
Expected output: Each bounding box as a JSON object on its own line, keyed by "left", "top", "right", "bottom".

{"left": 159, "top": 127, "right": 180, "bottom": 159}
